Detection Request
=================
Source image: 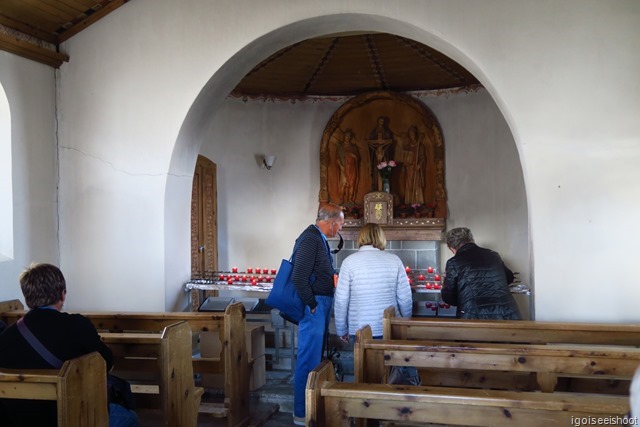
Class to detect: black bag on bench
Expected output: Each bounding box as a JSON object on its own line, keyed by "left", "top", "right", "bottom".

{"left": 388, "top": 366, "right": 422, "bottom": 386}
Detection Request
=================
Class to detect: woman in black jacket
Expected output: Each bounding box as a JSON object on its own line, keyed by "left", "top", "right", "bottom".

{"left": 441, "top": 227, "right": 521, "bottom": 320}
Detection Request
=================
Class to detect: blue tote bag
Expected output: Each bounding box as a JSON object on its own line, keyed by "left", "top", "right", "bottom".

{"left": 265, "top": 239, "right": 307, "bottom": 325}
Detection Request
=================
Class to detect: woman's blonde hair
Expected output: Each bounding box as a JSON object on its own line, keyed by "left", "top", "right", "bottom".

{"left": 357, "top": 223, "right": 387, "bottom": 250}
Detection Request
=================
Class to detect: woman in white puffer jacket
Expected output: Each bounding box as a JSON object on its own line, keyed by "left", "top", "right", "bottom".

{"left": 334, "top": 223, "right": 413, "bottom": 339}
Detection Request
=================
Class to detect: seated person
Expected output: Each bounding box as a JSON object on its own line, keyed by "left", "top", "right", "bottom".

{"left": 0, "top": 263, "right": 139, "bottom": 426}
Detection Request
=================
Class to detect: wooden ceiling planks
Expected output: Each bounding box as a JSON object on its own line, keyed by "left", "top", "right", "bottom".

{"left": 231, "top": 33, "right": 480, "bottom": 98}
{"left": 0, "top": 0, "right": 129, "bottom": 67}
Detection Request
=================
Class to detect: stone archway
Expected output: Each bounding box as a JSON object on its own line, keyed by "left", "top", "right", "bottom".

{"left": 163, "top": 14, "right": 527, "bottom": 311}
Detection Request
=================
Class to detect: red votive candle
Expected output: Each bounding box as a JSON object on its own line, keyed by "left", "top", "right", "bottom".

{"left": 434, "top": 274, "right": 441, "bottom": 281}
{"left": 271, "top": 268, "right": 277, "bottom": 275}
{"left": 251, "top": 279, "right": 257, "bottom": 286}
{"left": 227, "top": 279, "right": 233, "bottom": 285}
{"left": 247, "top": 267, "right": 253, "bottom": 274}
{"left": 232, "top": 266, "right": 238, "bottom": 273}
{"left": 427, "top": 266, "right": 434, "bottom": 274}
{"left": 418, "top": 274, "right": 425, "bottom": 281}
{"left": 405, "top": 266, "right": 411, "bottom": 273}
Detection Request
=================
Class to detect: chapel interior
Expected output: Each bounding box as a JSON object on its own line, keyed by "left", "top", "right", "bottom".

{"left": 0, "top": 1, "right": 638, "bottom": 426}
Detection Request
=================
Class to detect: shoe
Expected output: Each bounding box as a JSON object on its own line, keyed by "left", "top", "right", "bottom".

{"left": 293, "top": 415, "right": 305, "bottom": 425}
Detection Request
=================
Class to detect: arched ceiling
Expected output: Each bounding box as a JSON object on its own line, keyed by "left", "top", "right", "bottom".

{"left": 231, "top": 32, "right": 480, "bottom": 99}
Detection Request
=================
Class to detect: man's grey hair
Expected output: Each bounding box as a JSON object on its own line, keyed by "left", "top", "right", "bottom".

{"left": 317, "top": 203, "right": 344, "bottom": 222}
{"left": 445, "top": 227, "right": 475, "bottom": 251}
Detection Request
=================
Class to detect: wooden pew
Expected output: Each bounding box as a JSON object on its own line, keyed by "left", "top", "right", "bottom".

{"left": 306, "top": 359, "right": 630, "bottom": 427}
{"left": 0, "top": 352, "right": 108, "bottom": 427}
{"left": 383, "top": 306, "right": 640, "bottom": 345}
{"left": 356, "top": 325, "right": 640, "bottom": 393}
{"left": 382, "top": 306, "right": 640, "bottom": 393}
{"left": 0, "top": 299, "right": 23, "bottom": 314}
{"left": 1, "top": 301, "right": 250, "bottom": 427}
{"left": 101, "top": 320, "right": 204, "bottom": 427}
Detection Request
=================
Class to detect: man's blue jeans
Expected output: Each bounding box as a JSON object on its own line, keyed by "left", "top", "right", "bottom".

{"left": 109, "top": 403, "right": 140, "bottom": 427}
{"left": 293, "top": 296, "right": 333, "bottom": 418}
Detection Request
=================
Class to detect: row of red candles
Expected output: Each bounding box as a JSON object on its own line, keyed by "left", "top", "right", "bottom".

{"left": 405, "top": 266, "right": 437, "bottom": 274}
{"left": 230, "top": 267, "right": 276, "bottom": 274}
{"left": 411, "top": 282, "right": 442, "bottom": 290}
{"left": 218, "top": 274, "right": 272, "bottom": 286}
{"left": 423, "top": 301, "right": 453, "bottom": 311}
{"left": 406, "top": 267, "right": 442, "bottom": 281}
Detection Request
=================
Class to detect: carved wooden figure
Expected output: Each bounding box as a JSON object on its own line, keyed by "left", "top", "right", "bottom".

{"left": 319, "top": 91, "right": 447, "bottom": 218}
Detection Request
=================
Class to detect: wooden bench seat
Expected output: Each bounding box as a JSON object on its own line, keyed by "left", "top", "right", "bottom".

{"left": 0, "top": 352, "right": 108, "bottom": 427}
{"left": 100, "top": 321, "right": 204, "bottom": 427}
{"left": 307, "top": 359, "right": 630, "bottom": 427}
{"left": 1, "top": 300, "right": 250, "bottom": 427}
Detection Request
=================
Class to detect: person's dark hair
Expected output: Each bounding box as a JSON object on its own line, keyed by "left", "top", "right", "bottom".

{"left": 317, "top": 203, "right": 344, "bottom": 222}
{"left": 19, "top": 263, "right": 66, "bottom": 309}
{"left": 445, "top": 227, "right": 475, "bottom": 251}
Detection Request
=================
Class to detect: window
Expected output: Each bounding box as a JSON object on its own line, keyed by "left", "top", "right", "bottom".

{"left": 0, "top": 82, "right": 13, "bottom": 262}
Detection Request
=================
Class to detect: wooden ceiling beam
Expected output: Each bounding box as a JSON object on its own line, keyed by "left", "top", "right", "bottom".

{"left": 0, "top": 32, "right": 68, "bottom": 68}
{"left": 58, "top": 0, "right": 129, "bottom": 43}
{"left": 0, "top": 15, "right": 58, "bottom": 44}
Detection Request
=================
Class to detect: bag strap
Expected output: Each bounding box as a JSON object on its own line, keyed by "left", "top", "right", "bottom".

{"left": 16, "top": 317, "right": 63, "bottom": 369}
{"left": 288, "top": 237, "right": 304, "bottom": 263}
{"left": 291, "top": 228, "right": 342, "bottom": 264}
{"left": 331, "top": 232, "right": 344, "bottom": 254}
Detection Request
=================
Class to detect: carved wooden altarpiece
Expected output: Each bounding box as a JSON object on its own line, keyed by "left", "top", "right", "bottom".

{"left": 319, "top": 91, "right": 447, "bottom": 219}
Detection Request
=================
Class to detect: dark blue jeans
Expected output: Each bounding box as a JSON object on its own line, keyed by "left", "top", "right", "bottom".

{"left": 109, "top": 403, "right": 139, "bottom": 427}
{"left": 293, "top": 296, "right": 333, "bottom": 418}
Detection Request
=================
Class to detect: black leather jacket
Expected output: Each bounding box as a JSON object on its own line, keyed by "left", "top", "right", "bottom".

{"left": 441, "top": 243, "right": 521, "bottom": 320}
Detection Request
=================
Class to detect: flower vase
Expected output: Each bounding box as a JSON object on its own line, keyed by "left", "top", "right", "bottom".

{"left": 382, "top": 178, "right": 390, "bottom": 193}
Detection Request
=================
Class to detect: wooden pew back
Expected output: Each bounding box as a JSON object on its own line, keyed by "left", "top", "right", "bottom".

{"left": 1, "top": 302, "right": 250, "bottom": 427}
{"left": 101, "top": 320, "right": 204, "bottom": 427}
{"left": 308, "top": 359, "right": 630, "bottom": 427}
{"left": 0, "top": 352, "right": 108, "bottom": 427}
{"left": 383, "top": 306, "right": 640, "bottom": 345}
{"left": 382, "top": 306, "right": 640, "bottom": 393}
{"left": 357, "top": 325, "right": 640, "bottom": 392}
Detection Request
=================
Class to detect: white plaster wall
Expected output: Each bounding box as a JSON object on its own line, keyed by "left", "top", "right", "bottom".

{"left": 0, "top": 82, "right": 12, "bottom": 263}
{"left": 199, "top": 98, "right": 341, "bottom": 271}
{"left": 0, "top": 52, "right": 58, "bottom": 304}
{"left": 200, "top": 90, "right": 529, "bottom": 288}
{"left": 428, "top": 91, "right": 529, "bottom": 283}
{"left": 55, "top": 0, "right": 640, "bottom": 320}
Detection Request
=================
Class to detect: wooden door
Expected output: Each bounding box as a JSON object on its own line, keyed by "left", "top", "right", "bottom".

{"left": 191, "top": 155, "right": 218, "bottom": 278}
